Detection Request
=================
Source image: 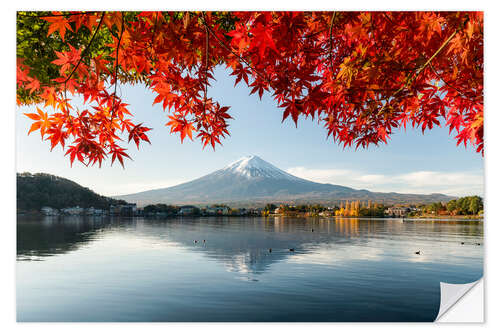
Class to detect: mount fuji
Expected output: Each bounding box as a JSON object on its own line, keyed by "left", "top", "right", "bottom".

{"left": 114, "top": 155, "right": 453, "bottom": 207}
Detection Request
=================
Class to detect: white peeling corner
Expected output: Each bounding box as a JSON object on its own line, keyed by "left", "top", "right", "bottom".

{"left": 435, "top": 278, "right": 484, "bottom": 322}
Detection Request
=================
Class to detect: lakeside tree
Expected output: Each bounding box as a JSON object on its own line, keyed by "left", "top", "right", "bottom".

{"left": 468, "top": 196, "right": 482, "bottom": 215}
{"left": 426, "top": 196, "right": 482, "bottom": 216}
{"left": 264, "top": 203, "right": 277, "bottom": 212}
{"left": 143, "top": 204, "right": 179, "bottom": 215}
{"left": 17, "top": 11, "right": 483, "bottom": 167}
{"left": 335, "top": 200, "right": 385, "bottom": 217}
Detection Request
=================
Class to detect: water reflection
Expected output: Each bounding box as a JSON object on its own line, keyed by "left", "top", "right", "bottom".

{"left": 16, "top": 216, "right": 484, "bottom": 322}
{"left": 18, "top": 216, "right": 483, "bottom": 275}
{"left": 17, "top": 216, "right": 108, "bottom": 259}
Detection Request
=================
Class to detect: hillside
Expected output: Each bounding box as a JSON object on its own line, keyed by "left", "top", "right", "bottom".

{"left": 17, "top": 172, "right": 127, "bottom": 211}
{"left": 115, "top": 156, "right": 454, "bottom": 207}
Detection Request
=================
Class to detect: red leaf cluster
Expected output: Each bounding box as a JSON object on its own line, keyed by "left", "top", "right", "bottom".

{"left": 17, "top": 11, "right": 483, "bottom": 167}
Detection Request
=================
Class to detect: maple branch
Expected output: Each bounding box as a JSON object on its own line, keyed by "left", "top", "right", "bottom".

{"left": 376, "top": 28, "right": 459, "bottom": 116}
{"left": 383, "top": 13, "right": 394, "bottom": 24}
{"left": 63, "top": 12, "right": 105, "bottom": 85}
{"left": 111, "top": 13, "right": 125, "bottom": 119}
{"left": 200, "top": 12, "right": 274, "bottom": 88}
{"left": 328, "top": 12, "right": 337, "bottom": 75}
{"left": 421, "top": 15, "right": 476, "bottom": 100}
{"left": 413, "top": 30, "right": 458, "bottom": 82}
{"left": 429, "top": 63, "right": 475, "bottom": 99}
{"left": 204, "top": 19, "right": 209, "bottom": 106}
{"left": 148, "top": 11, "right": 159, "bottom": 62}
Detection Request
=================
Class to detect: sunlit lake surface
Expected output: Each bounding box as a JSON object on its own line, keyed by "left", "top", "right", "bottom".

{"left": 17, "top": 216, "right": 483, "bottom": 322}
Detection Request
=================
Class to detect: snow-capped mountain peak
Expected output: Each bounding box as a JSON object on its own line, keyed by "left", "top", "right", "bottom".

{"left": 222, "top": 155, "right": 299, "bottom": 180}
{"left": 115, "top": 154, "right": 454, "bottom": 206}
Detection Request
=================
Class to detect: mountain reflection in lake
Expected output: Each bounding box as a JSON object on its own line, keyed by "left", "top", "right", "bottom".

{"left": 17, "top": 216, "right": 483, "bottom": 322}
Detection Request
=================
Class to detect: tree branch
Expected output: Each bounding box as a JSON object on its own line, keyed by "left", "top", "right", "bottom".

{"left": 148, "top": 11, "right": 159, "bottom": 62}
{"left": 111, "top": 12, "right": 125, "bottom": 118}
{"left": 204, "top": 19, "right": 209, "bottom": 108}
{"left": 377, "top": 28, "right": 459, "bottom": 115}
{"left": 63, "top": 12, "right": 105, "bottom": 85}
{"left": 429, "top": 63, "right": 476, "bottom": 99}
{"left": 412, "top": 29, "right": 458, "bottom": 82}
{"left": 328, "top": 12, "right": 337, "bottom": 75}
{"left": 200, "top": 12, "right": 274, "bottom": 88}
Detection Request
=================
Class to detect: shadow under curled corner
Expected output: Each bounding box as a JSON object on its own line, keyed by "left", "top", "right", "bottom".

{"left": 435, "top": 278, "right": 484, "bottom": 322}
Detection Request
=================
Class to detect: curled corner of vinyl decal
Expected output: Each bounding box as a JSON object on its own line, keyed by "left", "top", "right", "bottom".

{"left": 435, "top": 278, "right": 484, "bottom": 323}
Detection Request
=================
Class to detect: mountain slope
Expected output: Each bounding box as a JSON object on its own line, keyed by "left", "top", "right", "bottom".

{"left": 115, "top": 156, "right": 454, "bottom": 207}
{"left": 17, "top": 172, "right": 128, "bottom": 211}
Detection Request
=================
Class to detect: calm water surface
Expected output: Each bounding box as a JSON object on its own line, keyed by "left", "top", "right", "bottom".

{"left": 16, "top": 216, "right": 483, "bottom": 322}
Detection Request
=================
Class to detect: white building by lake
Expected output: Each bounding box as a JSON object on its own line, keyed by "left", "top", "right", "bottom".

{"left": 41, "top": 206, "right": 59, "bottom": 216}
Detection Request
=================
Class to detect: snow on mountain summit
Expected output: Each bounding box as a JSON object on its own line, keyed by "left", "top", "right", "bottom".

{"left": 222, "top": 155, "right": 300, "bottom": 180}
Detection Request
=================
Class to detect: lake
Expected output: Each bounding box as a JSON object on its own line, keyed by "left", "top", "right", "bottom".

{"left": 16, "top": 216, "right": 483, "bottom": 322}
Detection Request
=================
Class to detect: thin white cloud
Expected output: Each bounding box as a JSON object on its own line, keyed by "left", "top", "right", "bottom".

{"left": 286, "top": 167, "right": 484, "bottom": 197}
{"left": 356, "top": 174, "right": 386, "bottom": 183}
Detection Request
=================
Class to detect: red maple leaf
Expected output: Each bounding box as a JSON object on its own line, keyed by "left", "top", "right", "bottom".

{"left": 42, "top": 13, "right": 73, "bottom": 41}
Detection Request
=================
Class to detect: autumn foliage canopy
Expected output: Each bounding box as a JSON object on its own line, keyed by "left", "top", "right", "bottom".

{"left": 16, "top": 11, "right": 483, "bottom": 167}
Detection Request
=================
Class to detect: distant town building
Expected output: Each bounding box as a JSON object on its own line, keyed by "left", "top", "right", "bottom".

{"left": 202, "top": 206, "right": 232, "bottom": 215}
{"left": 41, "top": 206, "right": 58, "bottom": 216}
{"left": 179, "top": 205, "right": 198, "bottom": 216}
{"left": 61, "top": 206, "right": 85, "bottom": 215}
{"left": 110, "top": 203, "right": 137, "bottom": 216}
{"left": 384, "top": 207, "right": 411, "bottom": 217}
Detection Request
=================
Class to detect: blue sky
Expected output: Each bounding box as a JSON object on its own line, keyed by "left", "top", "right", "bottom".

{"left": 16, "top": 67, "right": 484, "bottom": 197}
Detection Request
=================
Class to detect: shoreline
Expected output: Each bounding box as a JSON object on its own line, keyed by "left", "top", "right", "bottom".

{"left": 17, "top": 212, "right": 483, "bottom": 223}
